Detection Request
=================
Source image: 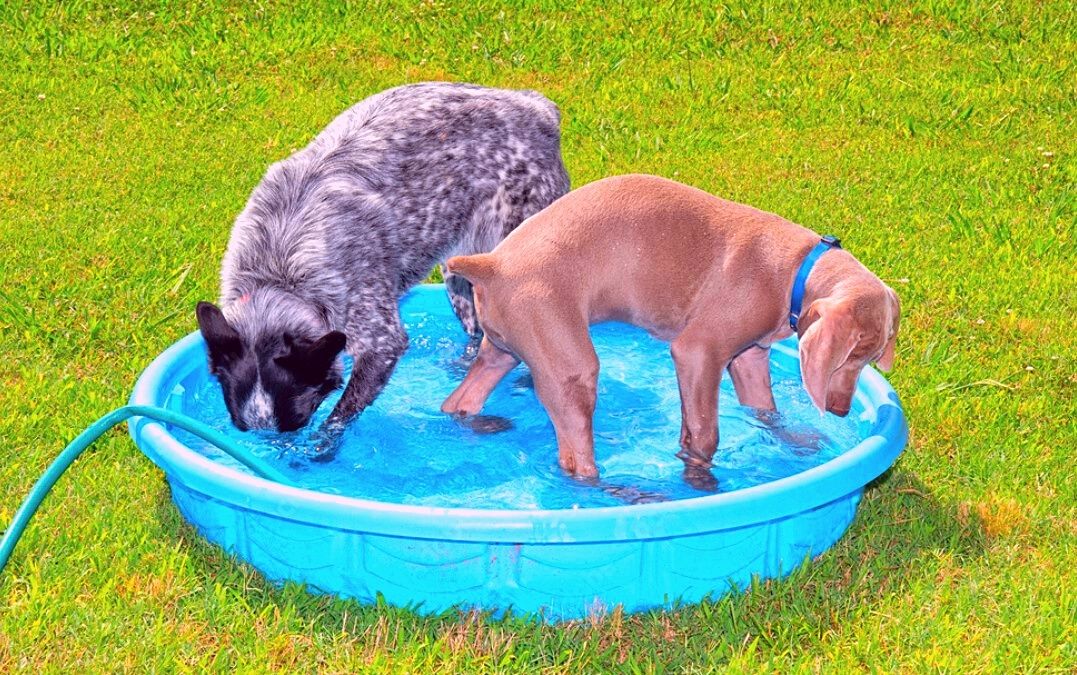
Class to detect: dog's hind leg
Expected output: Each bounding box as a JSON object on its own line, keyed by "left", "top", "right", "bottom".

{"left": 441, "top": 199, "right": 506, "bottom": 341}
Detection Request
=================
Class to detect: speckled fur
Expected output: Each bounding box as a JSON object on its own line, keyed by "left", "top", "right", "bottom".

{"left": 208, "top": 82, "right": 569, "bottom": 428}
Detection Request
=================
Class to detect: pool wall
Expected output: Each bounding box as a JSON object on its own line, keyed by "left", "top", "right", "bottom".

{"left": 167, "top": 480, "right": 861, "bottom": 618}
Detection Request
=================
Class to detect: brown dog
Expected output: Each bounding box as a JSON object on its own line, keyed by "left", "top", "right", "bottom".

{"left": 441, "top": 174, "right": 900, "bottom": 486}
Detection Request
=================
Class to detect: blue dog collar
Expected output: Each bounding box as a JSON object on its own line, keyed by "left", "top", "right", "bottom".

{"left": 789, "top": 235, "right": 842, "bottom": 331}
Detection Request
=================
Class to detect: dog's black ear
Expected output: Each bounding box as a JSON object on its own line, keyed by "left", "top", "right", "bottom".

{"left": 196, "top": 301, "right": 243, "bottom": 367}
{"left": 275, "top": 331, "right": 346, "bottom": 382}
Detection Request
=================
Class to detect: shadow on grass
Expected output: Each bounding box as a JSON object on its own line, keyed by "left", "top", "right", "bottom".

{"left": 150, "top": 466, "right": 989, "bottom": 668}
{"left": 623, "top": 468, "right": 991, "bottom": 666}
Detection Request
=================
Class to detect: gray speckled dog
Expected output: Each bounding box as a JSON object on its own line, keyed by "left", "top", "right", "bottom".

{"left": 196, "top": 82, "right": 569, "bottom": 432}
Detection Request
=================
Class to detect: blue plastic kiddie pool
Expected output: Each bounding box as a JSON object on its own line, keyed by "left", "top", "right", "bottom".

{"left": 128, "top": 284, "right": 907, "bottom": 620}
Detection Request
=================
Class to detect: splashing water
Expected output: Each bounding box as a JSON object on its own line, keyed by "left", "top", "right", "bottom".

{"left": 171, "top": 290, "right": 865, "bottom": 510}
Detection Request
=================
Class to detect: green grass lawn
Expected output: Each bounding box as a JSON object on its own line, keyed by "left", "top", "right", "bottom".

{"left": 1, "top": 1, "right": 1073, "bottom": 671}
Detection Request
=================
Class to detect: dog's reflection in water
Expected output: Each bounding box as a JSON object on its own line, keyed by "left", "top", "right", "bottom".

{"left": 578, "top": 476, "right": 672, "bottom": 505}
{"left": 451, "top": 413, "right": 515, "bottom": 434}
{"left": 747, "top": 408, "right": 826, "bottom": 456}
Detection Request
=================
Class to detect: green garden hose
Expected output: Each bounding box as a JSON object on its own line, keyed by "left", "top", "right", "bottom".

{"left": 0, "top": 405, "right": 292, "bottom": 573}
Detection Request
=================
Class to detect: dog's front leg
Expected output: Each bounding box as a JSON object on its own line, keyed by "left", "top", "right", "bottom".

{"left": 329, "top": 349, "right": 404, "bottom": 422}
{"left": 310, "top": 341, "right": 406, "bottom": 463}
{"left": 326, "top": 304, "right": 409, "bottom": 427}
{"left": 728, "top": 345, "right": 777, "bottom": 411}
{"left": 671, "top": 331, "right": 727, "bottom": 491}
{"left": 533, "top": 363, "right": 600, "bottom": 479}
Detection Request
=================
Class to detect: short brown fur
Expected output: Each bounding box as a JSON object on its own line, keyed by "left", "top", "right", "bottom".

{"left": 442, "top": 175, "right": 900, "bottom": 484}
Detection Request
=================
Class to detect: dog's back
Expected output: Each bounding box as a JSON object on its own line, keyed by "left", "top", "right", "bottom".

{"left": 465, "top": 174, "right": 814, "bottom": 336}
{"left": 221, "top": 83, "right": 568, "bottom": 325}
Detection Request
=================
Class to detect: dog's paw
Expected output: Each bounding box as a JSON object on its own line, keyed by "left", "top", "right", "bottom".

{"left": 562, "top": 459, "right": 598, "bottom": 479}
{"left": 512, "top": 372, "right": 534, "bottom": 391}
{"left": 308, "top": 448, "right": 339, "bottom": 464}
{"left": 683, "top": 466, "right": 719, "bottom": 492}
{"left": 772, "top": 425, "right": 824, "bottom": 455}
{"left": 454, "top": 414, "right": 514, "bottom": 434}
{"left": 462, "top": 334, "right": 482, "bottom": 360}
{"left": 306, "top": 423, "right": 346, "bottom": 463}
{"left": 443, "top": 337, "right": 484, "bottom": 378}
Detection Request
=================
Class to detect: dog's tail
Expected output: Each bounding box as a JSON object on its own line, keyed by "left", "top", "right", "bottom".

{"left": 446, "top": 253, "right": 499, "bottom": 284}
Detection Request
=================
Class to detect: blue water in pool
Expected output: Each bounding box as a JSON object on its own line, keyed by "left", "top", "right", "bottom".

{"left": 172, "top": 291, "right": 863, "bottom": 510}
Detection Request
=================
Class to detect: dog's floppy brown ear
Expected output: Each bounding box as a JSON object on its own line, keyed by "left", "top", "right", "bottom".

{"left": 446, "top": 253, "right": 499, "bottom": 284}
{"left": 798, "top": 298, "right": 860, "bottom": 413}
{"left": 876, "top": 335, "right": 896, "bottom": 372}
{"left": 875, "top": 286, "right": 901, "bottom": 372}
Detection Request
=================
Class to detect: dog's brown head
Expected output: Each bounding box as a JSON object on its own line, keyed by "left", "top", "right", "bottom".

{"left": 797, "top": 285, "right": 900, "bottom": 416}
